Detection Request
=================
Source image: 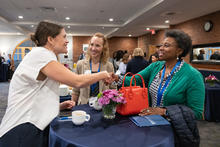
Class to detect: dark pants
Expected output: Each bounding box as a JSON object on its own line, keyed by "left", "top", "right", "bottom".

{"left": 0, "top": 123, "right": 49, "bottom": 147}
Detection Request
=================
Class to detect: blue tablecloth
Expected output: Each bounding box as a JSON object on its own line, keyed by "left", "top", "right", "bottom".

{"left": 60, "top": 95, "right": 71, "bottom": 103}
{"left": 204, "top": 83, "right": 220, "bottom": 122}
{"left": 0, "top": 63, "right": 8, "bottom": 82}
{"left": 49, "top": 105, "right": 174, "bottom": 147}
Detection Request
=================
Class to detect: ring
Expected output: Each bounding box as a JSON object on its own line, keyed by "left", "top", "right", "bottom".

{"left": 147, "top": 109, "right": 150, "bottom": 113}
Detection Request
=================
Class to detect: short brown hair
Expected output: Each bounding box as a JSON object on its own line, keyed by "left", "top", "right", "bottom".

{"left": 122, "top": 53, "right": 129, "bottom": 62}
{"left": 30, "top": 21, "right": 63, "bottom": 46}
{"left": 86, "top": 32, "right": 109, "bottom": 63}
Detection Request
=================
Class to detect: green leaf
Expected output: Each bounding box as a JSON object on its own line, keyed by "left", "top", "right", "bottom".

{"left": 97, "top": 92, "right": 103, "bottom": 99}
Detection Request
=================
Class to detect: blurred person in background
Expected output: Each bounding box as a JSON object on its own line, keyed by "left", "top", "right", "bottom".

{"left": 197, "top": 49, "right": 205, "bottom": 60}
{"left": 0, "top": 52, "right": 5, "bottom": 64}
{"left": 109, "top": 51, "right": 118, "bottom": 72}
{"left": 210, "top": 50, "right": 220, "bottom": 60}
{"left": 116, "top": 53, "right": 130, "bottom": 75}
{"left": 126, "top": 48, "right": 149, "bottom": 74}
{"left": 7, "top": 54, "right": 15, "bottom": 81}
{"left": 149, "top": 52, "right": 159, "bottom": 64}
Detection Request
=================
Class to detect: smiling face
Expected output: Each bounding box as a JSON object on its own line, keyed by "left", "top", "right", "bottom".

{"left": 50, "top": 28, "right": 69, "bottom": 54}
{"left": 89, "top": 36, "right": 104, "bottom": 60}
{"left": 158, "top": 37, "right": 183, "bottom": 62}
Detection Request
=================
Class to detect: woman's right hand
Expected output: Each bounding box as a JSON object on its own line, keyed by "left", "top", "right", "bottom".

{"left": 103, "top": 73, "right": 119, "bottom": 85}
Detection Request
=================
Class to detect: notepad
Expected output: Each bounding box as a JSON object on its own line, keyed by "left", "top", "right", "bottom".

{"left": 130, "top": 115, "right": 170, "bottom": 127}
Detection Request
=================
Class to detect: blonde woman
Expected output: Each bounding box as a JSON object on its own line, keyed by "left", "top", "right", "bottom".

{"left": 72, "top": 33, "right": 116, "bottom": 105}
{"left": 126, "top": 48, "right": 149, "bottom": 74}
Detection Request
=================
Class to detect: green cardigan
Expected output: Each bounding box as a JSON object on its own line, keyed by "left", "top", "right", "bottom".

{"left": 124, "top": 61, "right": 205, "bottom": 119}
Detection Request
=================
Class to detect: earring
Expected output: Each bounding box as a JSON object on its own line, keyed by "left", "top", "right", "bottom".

{"left": 176, "top": 55, "right": 179, "bottom": 60}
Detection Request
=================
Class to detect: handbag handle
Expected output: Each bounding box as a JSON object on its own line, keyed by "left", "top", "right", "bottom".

{"left": 122, "top": 72, "right": 136, "bottom": 88}
{"left": 129, "top": 74, "right": 148, "bottom": 99}
{"left": 129, "top": 74, "right": 146, "bottom": 88}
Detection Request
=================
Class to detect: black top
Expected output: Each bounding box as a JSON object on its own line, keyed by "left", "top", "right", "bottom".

{"left": 197, "top": 54, "right": 204, "bottom": 60}
{"left": 90, "top": 71, "right": 99, "bottom": 97}
{"left": 126, "top": 56, "right": 149, "bottom": 74}
{"left": 0, "top": 56, "right": 5, "bottom": 64}
{"left": 210, "top": 53, "right": 220, "bottom": 60}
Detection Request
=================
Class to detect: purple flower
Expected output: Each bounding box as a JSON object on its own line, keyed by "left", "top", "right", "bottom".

{"left": 97, "top": 89, "right": 126, "bottom": 106}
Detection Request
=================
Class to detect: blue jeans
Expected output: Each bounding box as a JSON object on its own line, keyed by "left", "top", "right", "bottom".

{"left": 0, "top": 123, "right": 49, "bottom": 147}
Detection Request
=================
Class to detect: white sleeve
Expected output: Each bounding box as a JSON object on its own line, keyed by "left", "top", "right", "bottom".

{"left": 16, "top": 47, "right": 57, "bottom": 82}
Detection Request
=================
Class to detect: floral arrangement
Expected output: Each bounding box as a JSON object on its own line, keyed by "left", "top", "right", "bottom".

{"left": 205, "top": 74, "right": 219, "bottom": 83}
{"left": 205, "top": 74, "right": 219, "bottom": 86}
{"left": 97, "top": 89, "right": 126, "bottom": 106}
{"left": 97, "top": 89, "right": 126, "bottom": 119}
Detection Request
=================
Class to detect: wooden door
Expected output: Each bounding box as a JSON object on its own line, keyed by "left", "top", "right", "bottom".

{"left": 148, "top": 45, "right": 158, "bottom": 59}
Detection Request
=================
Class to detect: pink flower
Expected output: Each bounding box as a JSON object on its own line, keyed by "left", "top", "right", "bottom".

{"left": 205, "top": 74, "right": 219, "bottom": 83}
{"left": 97, "top": 89, "right": 126, "bottom": 106}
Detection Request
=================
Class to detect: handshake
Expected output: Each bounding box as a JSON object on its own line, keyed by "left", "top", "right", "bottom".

{"left": 103, "top": 72, "right": 119, "bottom": 85}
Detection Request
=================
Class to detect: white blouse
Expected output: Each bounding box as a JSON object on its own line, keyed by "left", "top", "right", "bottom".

{"left": 0, "top": 47, "right": 60, "bottom": 137}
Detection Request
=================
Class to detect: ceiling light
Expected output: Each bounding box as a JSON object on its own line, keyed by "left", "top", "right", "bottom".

{"left": 165, "top": 20, "right": 170, "bottom": 23}
{"left": 18, "top": 16, "right": 23, "bottom": 19}
{"left": 31, "top": 25, "right": 34, "bottom": 28}
{"left": 146, "top": 28, "right": 150, "bottom": 30}
{"left": 67, "top": 26, "right": 70, "bottom": 28}
{"left": 128, "top": 34, "right": 132, "bottom": 37}
{"left": 16, "top": 32, "right": 22, "bottom": 35}
{"left": 65, "top": 17, "right": 70, "bottom": 20}
{"left": 109, "top": 18, "right": 114, "bottom": 22}
{"left": 102, "top": 27, "right": 105, "bottom": 29}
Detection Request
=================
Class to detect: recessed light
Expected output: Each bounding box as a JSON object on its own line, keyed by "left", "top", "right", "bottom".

{"left": 109, "top": 18, "right": 114, "bottom": 22}
{"left": 67, "top": 26, "right": 70, "bottom": 28}
{"left": 102, "top": 27, "right": 105, "bottom": 29}
{"left": 31, "top": 25, "right": 34, "bottom": 28}
{"left": 165, "top": 20, "right": 170, "bottom": 23}
{"left": 146, "top": 28, "right": 150, "bottom": 30}
{"left": 65, "top": 17, "right": 70, "bottom": 20}
{"left": 18, "top": 16, "right": 23, "bottom": 19}
{"left": 128, "top": 34, "right": 132, "bottom": 37}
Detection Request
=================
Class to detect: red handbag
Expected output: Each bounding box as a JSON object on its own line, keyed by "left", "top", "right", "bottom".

{"left": 117, "top": 73, "right": 149, "bottom": 115}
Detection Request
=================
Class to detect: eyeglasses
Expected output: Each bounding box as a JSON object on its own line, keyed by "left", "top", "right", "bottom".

{"left": 159, "top": 43, "right": 178, "bottom": 48}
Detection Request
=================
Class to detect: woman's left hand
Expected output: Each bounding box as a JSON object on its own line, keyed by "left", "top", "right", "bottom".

{"left": 139, "top": 107, "right": 166, "bottom": 116}
{"left": 60, "top": 100, "right": 75, "bottom": 110}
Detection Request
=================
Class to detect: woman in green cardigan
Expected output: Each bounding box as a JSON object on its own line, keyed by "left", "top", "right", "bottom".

{"left": 115, "top": 29, "right": 205, "bottom": 120}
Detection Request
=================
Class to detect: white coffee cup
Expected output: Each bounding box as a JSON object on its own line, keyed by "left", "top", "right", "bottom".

{"left": 72, "top": 110, "right": 90, "bottom": 125}
{"left": 89, "top": 97, "right": 102, "bottom": 110}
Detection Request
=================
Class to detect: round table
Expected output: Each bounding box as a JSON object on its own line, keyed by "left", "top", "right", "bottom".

{"left": 204, "top": 83, "right": 220, "bottom": 122}
{"left": 49, "top": 104, "right": 174, "bottom": 147}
